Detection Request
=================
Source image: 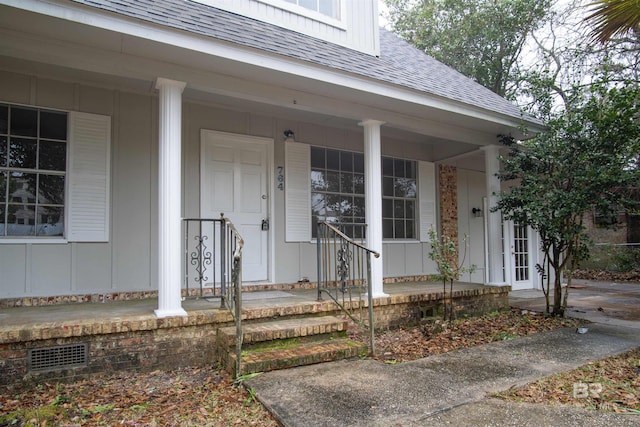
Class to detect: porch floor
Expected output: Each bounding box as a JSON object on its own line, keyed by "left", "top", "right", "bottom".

{"left": 0, "top": 281, "right": 486, "bottom": 329}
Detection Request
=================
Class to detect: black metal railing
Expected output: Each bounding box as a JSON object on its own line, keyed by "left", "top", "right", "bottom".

{"left": 183, "top": 215, "right": 244, "bottom": 377}
{"left": 316, "top": 221, "right": 379, "bottom": 355}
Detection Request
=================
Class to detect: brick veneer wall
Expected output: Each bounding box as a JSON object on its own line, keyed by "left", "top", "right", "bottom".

{"left": 0, "top": 286, "right": 510, "bottom": 388}
{"left": 439, "top": 164, "right": 458, "bottom": 245}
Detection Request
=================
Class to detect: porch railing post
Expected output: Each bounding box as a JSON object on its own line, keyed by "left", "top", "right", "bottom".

{"left": 220, "top": 213, "right": 226, "bottom": 309}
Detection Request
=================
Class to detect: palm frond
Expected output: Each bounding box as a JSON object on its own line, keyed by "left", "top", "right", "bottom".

{"left": 586, "top": 0, "right": 640, "bottom": 43}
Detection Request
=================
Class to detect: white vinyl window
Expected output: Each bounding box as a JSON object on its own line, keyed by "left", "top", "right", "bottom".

{"left": 283, "top": 0, "right": 340, "bottom": 19}
{"left": 382, "top": 156, "right": 417, "bottom": 239}
{"left": 310, "top": 146, "right": 365, "bottom": 238}
{"left": 0, "top": 103, "right": 110, "bottom": 242}
{"left": 0, "top": 104, "right": 67, "bottom": 238}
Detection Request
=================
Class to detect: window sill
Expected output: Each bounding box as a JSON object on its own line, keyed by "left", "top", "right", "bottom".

{"left": 0, "top": 238, "right": 68, "bottom": 244}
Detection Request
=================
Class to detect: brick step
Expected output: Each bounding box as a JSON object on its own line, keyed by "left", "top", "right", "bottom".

{"left": 227, "top": 337, "right": 368, "bottom": 375}
{"left": 217, "top": 315, "right": 348, "bottom": 348}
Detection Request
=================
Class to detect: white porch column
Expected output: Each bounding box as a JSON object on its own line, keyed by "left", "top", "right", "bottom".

{"left": 359, "top": 119, "right": 388, "bottom": 298}
{"left": 155, "top": 77, "right": 187, "bottom": 318}
{"left": 482, "top": 145, "right": 507, "bottom": 286}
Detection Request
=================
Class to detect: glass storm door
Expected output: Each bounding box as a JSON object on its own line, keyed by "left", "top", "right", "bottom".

{"left": 509, "top": 223, "right": 533, "bottom": 290}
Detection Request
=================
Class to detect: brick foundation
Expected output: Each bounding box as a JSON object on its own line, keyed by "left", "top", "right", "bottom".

{"left": 0, "top": 285, "right": 510, "bottom": 388}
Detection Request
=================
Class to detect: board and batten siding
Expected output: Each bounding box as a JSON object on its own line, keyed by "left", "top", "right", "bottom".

{"left": 0, "top": 71, "right": 155, "bottom": 298}
{"left": 198, "top": 0, "right": 379, "bottom": 56}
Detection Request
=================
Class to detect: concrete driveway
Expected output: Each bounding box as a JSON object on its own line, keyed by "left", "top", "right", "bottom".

{"left": 510, "top": 279, "right": 640, "bottom": 327}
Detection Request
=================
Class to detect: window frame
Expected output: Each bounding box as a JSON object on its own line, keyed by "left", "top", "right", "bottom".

{"left": 257, "top": 0, "right": 345, "bottom": 28}
{"left": 0, "top": 103, "right": 68, "bottom": 242}
{"left": 381, "top": 156, "right": 418, "bottom": 241}
{"left": 310, "top": 145, "right": 366, "bottom": 239}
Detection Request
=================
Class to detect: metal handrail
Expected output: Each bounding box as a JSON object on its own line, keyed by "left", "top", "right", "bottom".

{"left": 183, "top": 215, "right": 244, "bottom": 377}
{"left": 222, "top": 217, "right": 244, "bottom": 379}
{"left": 316, "top": 221, "right": 379, "bottom": 356}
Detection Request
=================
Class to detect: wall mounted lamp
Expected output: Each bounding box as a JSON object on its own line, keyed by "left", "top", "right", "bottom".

{"left": 472, "top": 207, "right": 483, "bottom": 218}
{"left": 284, "top": 129, "right": 295, "bottom": 142}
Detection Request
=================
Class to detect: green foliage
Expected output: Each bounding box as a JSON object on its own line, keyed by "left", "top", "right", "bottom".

{"left": 586, "top": 0, "right": 640, "bottom": 43}
{"left": 427, "top": 228, "right": 475, "bottom": 321}
{"left": 496, "top": 77, "right": 640, "bottom": 315}
{"left": 383, "top": 0, "right": 552, "bottom": 97}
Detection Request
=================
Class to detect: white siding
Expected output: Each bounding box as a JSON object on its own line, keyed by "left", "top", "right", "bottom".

{"left": 198, "top": 0, "right": 379, "bottom": 56}
{"left": 457, "top": 169, "right": 486, "bottom": 283}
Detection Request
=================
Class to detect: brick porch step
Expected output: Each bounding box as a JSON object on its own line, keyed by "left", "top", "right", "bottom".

{"left": 217, "top": 315, "right": 349, "bottom": 347}
{"left": 216, "top": 316, "right": 368, "bottom": 375}
{"left": 227, "top": 337, "right": 368, "bottom": 375}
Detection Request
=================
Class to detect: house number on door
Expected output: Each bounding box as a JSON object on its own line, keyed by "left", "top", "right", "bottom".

{"left": 277, "top": 166, "right": 284, "bottom": 191}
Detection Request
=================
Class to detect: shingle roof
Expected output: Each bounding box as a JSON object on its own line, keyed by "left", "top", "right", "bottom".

{"left": 69, "top": 0, "right": 533, "bottom": 124}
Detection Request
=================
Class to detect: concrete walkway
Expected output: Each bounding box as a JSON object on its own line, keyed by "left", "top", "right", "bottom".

{"left": 246, "top": 281, "right": 640, "bottom": 426}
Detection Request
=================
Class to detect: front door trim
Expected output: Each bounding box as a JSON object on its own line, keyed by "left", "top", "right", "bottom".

{"left": 200, "top": 129, "right": 274, "bottom": 283}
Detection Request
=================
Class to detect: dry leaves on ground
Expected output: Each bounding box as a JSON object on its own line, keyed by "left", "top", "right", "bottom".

{"left": 357, "top": 308, "right": 580, "bottom": 363}
{"left": 498, "top": 347, "right": 640, "bottom": 414}
{"left": 0, "top": 368, "right": 278, "bottom": 426}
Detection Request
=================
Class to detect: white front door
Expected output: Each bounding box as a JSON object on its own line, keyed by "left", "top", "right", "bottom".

{"left": 201, "top": 130, "right": 271, "bottom": 282}
{"left": 507, "top": 222, "right": 534, "bottom": 290}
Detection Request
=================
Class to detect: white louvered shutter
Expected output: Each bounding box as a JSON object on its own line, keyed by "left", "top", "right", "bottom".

{"left": 419, "top": 161, "right": 436, "bottom": 242}
{"left": 67, "top": 112, "right": 111, "bottom": 242}
{"left": 285, "top": 141, "right": 310, "bottom": 242}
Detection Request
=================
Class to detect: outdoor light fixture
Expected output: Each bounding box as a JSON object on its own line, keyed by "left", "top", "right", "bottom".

{"left": 284, "top": 129, "right": 295, "bottom": 142}
{"left": 472, "top": 207, "right": 483, "bottom": 217}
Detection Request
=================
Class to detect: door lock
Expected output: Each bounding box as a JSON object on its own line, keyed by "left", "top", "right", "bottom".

{"left": 261, "top": 219, "right": 269, "bottom": 231}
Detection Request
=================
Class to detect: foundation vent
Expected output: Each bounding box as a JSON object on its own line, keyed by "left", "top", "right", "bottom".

{"left": 28, "top": 343, "right": 88, "bottom": 372}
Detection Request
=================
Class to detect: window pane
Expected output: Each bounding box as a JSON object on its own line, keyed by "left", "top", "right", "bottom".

{"left": 326, "top": 149, "right": 340, "bottom": 170}
{"left": 395, "top": 178, "right": 416, "bottom": 198}
{"left": 38, "top": 174, "right": 65, "bottom": 205}
{"left": 406, "top": 161, "right": 416, "bottom": 179}
{"left": 0, "top": 136, "right": 6, "bottom": 167}
{"left": 8, "top": 204, "right": 35, "bottom": 236}
{"left": 0, "top": 104, "right": 7, "bottom": 134}
{"left": 394, "top": 158, "right": 405, "bottom": 178}
{"left": 383, "top": 219, "right": 393, "bottom": 238}
{"left": 0, "top": 171, "right": 5, "bottom": 236}
{"left": 311, "top": 193, "right": 326, "bottom": 216}
{"left": 311, "top": 170, "right": 327, "bottom": 191}
{"left": 341, "top": 196, "right": 354, "bottom": 216}
{"left": 326, "top": 170, "right": 340, "bottom": 192}
{"left": 9, "top": 172, "right": 36, "bottom": 204}
{"left": 39, "top": 140, "right": 66, "bottom": 171}
{"left": 325, "top": 193, "right": 342, "bottom": 216}
{"left": 382, "top": 157, "right": 393, "bottom": 176}
{"left": 298, "top": 0, "right": 316, "bottom": 11}
{"left": 405, "top": 220, "right": 415, "bottom": 239}
{"left": 340, "top": 151, "right": 352, "bottom": 172}
{"left": 340, "top": 172, "right": 353, "bottom": 194}
{"left": 353, "top": 173, "right": 364, "bottom": 194}
{"left": 353, "top": 152, "right": 364, "bottom": 173}
{"left": 382, "top": 198, "right": 393, "bottom": 218}
{"left": 311, "top": 146, "right": 325, "bottom": 168}
{"left": 406, "top": 200, "right": 415, "bottom": 219}
{"left": 352, "top": 196, "right": 365, "bottom": 217}
{"left": 394, "top": 219, "right": 405, "bottom": 239}
{"left": 9, "top": 137, "right": 37, "bottom": 169}
{"left": 394, "top": 199, "right": 405, "bottom": 217}
{"left": 10, "top": 107, "right": 37, "bottom": 137}
{"left": 36, "top": 206, "right": 64, "bottom": 236}
{"left": 40, "top": 110, "right": 67, "bottom": 140}
{"left": 382, "top": 176, "right": 394, "bottom": 196}
{"left": 319, "top": 0, "right": 339, "bottom": 17}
